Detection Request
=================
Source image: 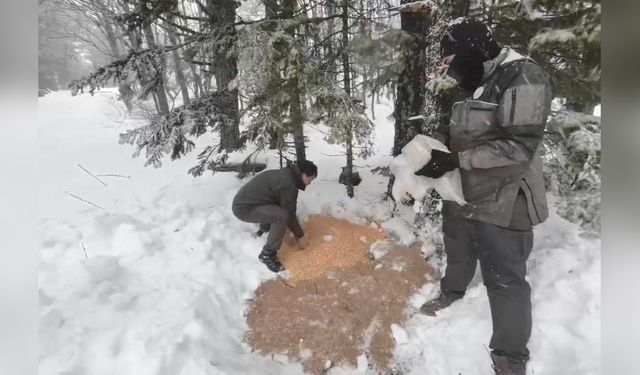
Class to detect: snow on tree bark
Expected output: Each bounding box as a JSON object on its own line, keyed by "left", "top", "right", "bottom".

{"left": 391, "top": 1, "right": 432, "bottom": 158}
{"left": 166, "top": 22, "right": 190, "bottom": 106}
{"left": 387, "top": 1, "right": 433, "bottom": 201}
{"left": 142, "top": 22, "right": 170, "bottom": 115}
{"left": 209, "top": 0, "right": 240, "bottom": 152}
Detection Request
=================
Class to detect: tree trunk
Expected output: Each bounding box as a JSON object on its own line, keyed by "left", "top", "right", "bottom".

{"left": 290, "top": 93, "right": 306, "bottom": 161}
{"left": 359, "top": 0, "right": 367, "bottom": 105}
{"left": 99, "top": 8, "right": 135, "bottom": 112}
{"left": 210, "top": 0, "right": 240, "bottom": 152}
{"left": 283, "top": 0, "right": 306, "bottom": 161}
{"left": 391, "top": 2, "right": 432, "bottom": 157}
{"left": 167, "top": 24, "right": 190, "bottom": 106}
{"left": 190, "top": 65, "right": 202, "bottom": 98}
{"left": 371, "top": 92, "right": 375, "bottom": 119}
{"left": 264, "top": 0, "right": 281, "bottom": 150}
{"left": 104, "top": 21, "right": 121, "bottom": 58}
{"left": 387, "top": 1, "right": 432, "bottom": 197}
{"left": 342, "top": 0, "right": 355, "bottom": 198}
{"left": 142, "top": 23, "right": 170, "bottom": 115}
{"left": 324, "top": 0, "right": 337, "bottom": 83}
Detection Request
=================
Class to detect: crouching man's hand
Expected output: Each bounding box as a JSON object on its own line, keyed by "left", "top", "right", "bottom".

{"left": 414, "top": 149, "right": 459, "bottom": 179}
{"left": 296, "top": 236, "right": 307, "bottom": 250}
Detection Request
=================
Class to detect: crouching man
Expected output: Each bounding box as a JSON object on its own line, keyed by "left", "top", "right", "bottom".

{"left": 414, "top": 19, "right": 554, "bottom": 375}
{"left": 232, "top": 160, "right": 318, "bottom": 273}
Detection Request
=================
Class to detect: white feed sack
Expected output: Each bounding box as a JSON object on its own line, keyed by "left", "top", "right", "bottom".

{"left": 390, "top": 134, "right": 466, "bottom": 212}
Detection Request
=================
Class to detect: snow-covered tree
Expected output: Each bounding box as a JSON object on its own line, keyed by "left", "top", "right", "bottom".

{"left": 543, "top": 110, "right": 601, "bottom": 232}
{"left": 477, "top": 0, "right": 601, "bottom": 112}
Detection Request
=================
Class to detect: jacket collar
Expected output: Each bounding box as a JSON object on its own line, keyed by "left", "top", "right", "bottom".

{"left": 482, "top": 46, "right": 529, "bottom": 80}
{"left": 289, "top": 165, "right": 306, "bottom": 191}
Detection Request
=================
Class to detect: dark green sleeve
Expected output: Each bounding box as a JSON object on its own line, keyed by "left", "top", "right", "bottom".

{"left": 279, "top": 186, "right": 304, "bottom": 238}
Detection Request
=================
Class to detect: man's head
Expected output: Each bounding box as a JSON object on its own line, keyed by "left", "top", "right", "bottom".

{"left": 297, "top": 160, "right": 318, "bottom": 186}
{"left": 438, "top": 18, "right": 501, "bottom": 91}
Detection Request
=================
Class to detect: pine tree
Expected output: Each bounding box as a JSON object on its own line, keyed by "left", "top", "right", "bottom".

{"left": 543, "top": 110, "right": 600, "bottom": 232}
{"left": 477, "top": 0, "right": 601, "bottom": 112}
{"left": 69, "top": 0, "right": 243, "bottom": 174}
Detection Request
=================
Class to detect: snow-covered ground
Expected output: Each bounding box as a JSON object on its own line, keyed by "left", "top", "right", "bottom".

{"left": 38, "top": 90, "right": 600, "bottom": 374}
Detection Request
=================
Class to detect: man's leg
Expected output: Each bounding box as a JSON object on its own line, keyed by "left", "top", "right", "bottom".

{"left": 250, "top": 205, "right": 289, "bottom": 253}
{"left": 421, "top": 208, "right": 478, "bottom": 315}
{"left": 258, "top": 223, "right": 271, "bottom": 234}
{"left": 440, "top": 210, "right": 479, "bottom": 297}
{"left": 474, "top": 221, "right": 534, "bottom": 371}
{"left": 232, "top": 205, "right": 290, "bottom": 272}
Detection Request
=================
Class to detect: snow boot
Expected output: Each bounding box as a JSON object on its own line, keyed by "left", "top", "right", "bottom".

{"left": 258, "top": 250, "right": 284, "bottom": 273}
{"left": 491, "top": 353, "right": 526, "bottom": 375}
{"left": 419, "top": 293, "right": 461, "bottom": 316}
{"left": 256, "top": 223, "right": 271, "bottom": 237}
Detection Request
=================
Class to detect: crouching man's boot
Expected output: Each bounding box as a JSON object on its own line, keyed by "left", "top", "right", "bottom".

{"left": 491, "top": 352, "right": 526, "bottom": 375}
{"left": 255, "top": 223, "right": 271, "bottom": 237}
{"left": 420, "top": 292, "right": 462, "bottom": 316}
{"left": 258, "top": 249, "right": 284, "bottom": 273}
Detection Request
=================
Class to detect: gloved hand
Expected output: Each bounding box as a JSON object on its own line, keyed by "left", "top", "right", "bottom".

{"left": 414, "top": 149, "right": 459, "bottom": 178}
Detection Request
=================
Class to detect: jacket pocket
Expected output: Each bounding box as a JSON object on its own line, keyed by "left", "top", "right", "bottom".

{"left": 460, "top": 171, "right": 503, "bottom": 204}
{"left": 450, "top": 100, "right": 498, "bottom": 143}
{"left": 500, "top": 85, "right": 546, "bottom": 127}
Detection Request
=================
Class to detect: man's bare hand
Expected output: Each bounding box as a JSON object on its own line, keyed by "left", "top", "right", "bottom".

{"left": 297, "top": 236, "right": 307, "bottom": 250}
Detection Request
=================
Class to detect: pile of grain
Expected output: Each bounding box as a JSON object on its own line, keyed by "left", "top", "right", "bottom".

{"left": 246, "top": 232, "right": 434, "bottom": 374}
{"left": 278, "top": 215, "right": 386, "bottom": 282}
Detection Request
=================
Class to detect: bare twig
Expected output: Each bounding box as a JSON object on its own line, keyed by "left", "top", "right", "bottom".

{"left": 77, "top": 164, "right": 108, "bottom": 187}
{"left": 81, "top": 241, "right": 88, "bottom": 259}
{"left": 65, "top": 191, "right": 105, "bottom": 210}
{"left": 95, "top": 174, "right": 131, "bottom": 179}
{"left": 277, "top": 274, "right": 295, "bottom": 289}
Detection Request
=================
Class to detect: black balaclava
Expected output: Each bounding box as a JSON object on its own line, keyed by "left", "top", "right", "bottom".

{"left": 440, "top": 18, "right": 501, "bottom": 91}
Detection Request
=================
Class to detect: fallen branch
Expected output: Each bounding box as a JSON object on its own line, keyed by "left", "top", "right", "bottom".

{"left": 77, "top": 163, "right": 108, "bottom": 187}
{"left": 95, "top": 173, "right": 131, "bottom": 179}
{"left": 65, "top": 191, "right": 105, "bottom": 210}
{"left": 81, "top": 241, "right": 88, "bottom": 259}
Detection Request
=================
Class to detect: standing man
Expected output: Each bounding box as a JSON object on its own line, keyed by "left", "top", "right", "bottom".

{"left": 414, "top": 18, "right": 554, "bottom": 374}
{"left": 232, "top": 160, "right": 317, "bottom": 273}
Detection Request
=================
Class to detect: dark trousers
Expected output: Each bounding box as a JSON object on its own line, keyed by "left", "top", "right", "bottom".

{"left": 440, "top": 207, "right": 534, "bottom": 361}
{"left": 232, "top": 204, "right": 290, "bottom": 254}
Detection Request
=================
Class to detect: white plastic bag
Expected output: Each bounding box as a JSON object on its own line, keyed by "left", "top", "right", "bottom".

{"left": 390, "top": 134, "right": 466, "bottom": 212}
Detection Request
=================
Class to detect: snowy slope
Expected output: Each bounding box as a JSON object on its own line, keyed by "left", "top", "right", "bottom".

{"left": 38, "top": 90, "right": 600, "bottom": 375}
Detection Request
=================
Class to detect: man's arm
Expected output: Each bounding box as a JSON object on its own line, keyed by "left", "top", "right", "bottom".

{"left": 279, "top": 186, "right": 304, "bottom": 239}
{"left": 457, "top": 63, "right": 553, "bottom": 171}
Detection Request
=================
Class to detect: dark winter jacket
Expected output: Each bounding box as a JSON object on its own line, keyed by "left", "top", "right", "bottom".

{"left": 232, "top": 166, "right": 305, "bottom": 238}
{"left": 435, "top": 47, "right": 554, "bottom": 228}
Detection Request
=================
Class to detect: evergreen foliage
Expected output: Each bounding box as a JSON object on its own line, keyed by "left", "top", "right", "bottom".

{"left": 543, "top": 110, "right": 600, "bottom": 232}
{"left": 48, "top": 0, "right": 600, "bottom": 216}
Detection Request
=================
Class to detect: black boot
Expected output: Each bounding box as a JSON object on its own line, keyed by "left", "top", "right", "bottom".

{"left": 258, "top": 250, "right": 284, "bottom": 273}
{"left": 491, "top": 353, "right": 526, "bottom": 375}
{"left": 255, "top": 223, "right": 271, "bottom": 237}
{"left": 420, "top": 292, "right": 462, "bottom": 316}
